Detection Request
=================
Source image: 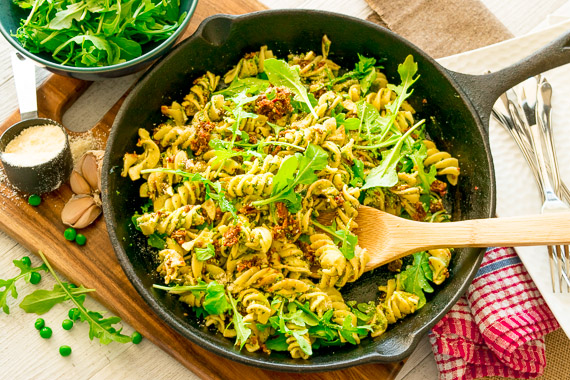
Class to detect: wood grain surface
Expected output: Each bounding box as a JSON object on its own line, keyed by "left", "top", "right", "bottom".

{"left": 0, "top": 0, "right": 405, "bottom": 379}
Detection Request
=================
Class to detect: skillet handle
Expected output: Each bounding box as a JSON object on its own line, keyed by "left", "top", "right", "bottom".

{"left": 446, "top": 30, "right": 570, "bottom": 130}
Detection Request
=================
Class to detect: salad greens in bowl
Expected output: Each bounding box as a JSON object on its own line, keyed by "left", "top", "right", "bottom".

{"left": 0, "top": 0, "right": 197, "bottom": 80}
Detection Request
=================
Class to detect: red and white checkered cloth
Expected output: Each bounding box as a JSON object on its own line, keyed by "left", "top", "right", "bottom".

{"left": 429, "top": 247, "right": 559, "bottom": 380}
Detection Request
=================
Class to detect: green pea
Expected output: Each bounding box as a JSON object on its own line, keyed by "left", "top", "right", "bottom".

{"left": 59, "top": 345, "right": 72, "bottom": 357}
{"left": 64, "top": 228, "right": 77, "bottom": 241}
{"left": 62, "top": 319, "right": 74, "bottom": 330}
{"left": 28, "top": 194, "right": 41, "bottom": 206}
{"left": 40, "top": 326, "right": 52, "bottom": 339}
{"left": 20, "top": 256, "right": 31, "bottom": 267}
{"left": 68, "top": 308, "right": 80, "bottom": 321}
{"left": 34, "top": 318, "right": 45, "bottom": 330}
{"left": 29, "top": 272, "right": 41, "bottom": 285}
{"left": 75, "top": 234, "right": 86, "bottom": 246}
{"left": 131, "top": 331, "right": 143, "bottom": 344}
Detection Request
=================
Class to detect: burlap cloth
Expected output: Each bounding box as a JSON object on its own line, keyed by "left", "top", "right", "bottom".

{"left": 364, "top": 0, "right": 570, "bottom": 378}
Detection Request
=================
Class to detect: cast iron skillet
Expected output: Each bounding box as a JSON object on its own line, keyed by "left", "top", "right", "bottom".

{"left": 102, "top": 10, "right": 570, "bottom": 372}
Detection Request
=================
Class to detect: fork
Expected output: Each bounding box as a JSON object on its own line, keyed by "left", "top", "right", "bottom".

{"left": 517, "top": 76, "right": 570, "bottom": 292}
{"left": 533, "top": 78, "right": 570, "bottom": 292}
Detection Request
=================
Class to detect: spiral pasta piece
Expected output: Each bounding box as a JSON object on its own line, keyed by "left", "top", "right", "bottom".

{"left": 423, "top": 140, "right": 460, "bottom": 185}
{"left": 122, "top": 129, "right": 161, "bottom": 181}
{"left": 222, "top": 173, "right": 274, "bottom": 198}
{"left": 182, "top": 72, "right": 220, "bottom": 116}
{"left": 428, "top": 248, "right": 452, "bottom": 285}
{"left": 224, "top": 46, "right": 274, "bottom": 83}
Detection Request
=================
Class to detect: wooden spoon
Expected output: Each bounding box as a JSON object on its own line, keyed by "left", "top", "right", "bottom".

{"left": 318, "top": 206, "right": 570, "bottom": 271}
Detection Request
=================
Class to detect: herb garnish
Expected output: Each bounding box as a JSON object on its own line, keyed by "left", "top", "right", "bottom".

{"left": 399, "top": 252, "right": 434, "bottom": 308}
{"left": 195, "top": 244, "right": 216, "bottom": 262}
{"left": 252, "top": 144, "right": 328, "bottom": 212}
{"left": 153, "top": 280, "right": 231, "bottom": 316}
{"left": 0, "top": 257, "right": 47, "bottom": 314}
{"left": 35, "top": 251, "right": 131, "bottom": 344}
{"left": 362, "top": 120, "right": 423, "bottom": 189}
{"left": 263, "top": 58, "right": 319, "bottom": 119}
{"left": 312, "top": 220, "right": 358, "bottom": 260}
{"left": 20, "top": 283, "right": 95, "bottom": 315}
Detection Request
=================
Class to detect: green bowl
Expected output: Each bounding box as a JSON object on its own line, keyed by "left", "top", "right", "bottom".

{"left": 0, "top": 0, "right": 198, "bottom": 81}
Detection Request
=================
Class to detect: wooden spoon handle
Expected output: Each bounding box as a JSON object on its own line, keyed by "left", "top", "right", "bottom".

{"left": 364, "top": 212, "right": 570, "bottom": 270}
{"left": 397, "top": 212, "right": 570, "bottom": 253}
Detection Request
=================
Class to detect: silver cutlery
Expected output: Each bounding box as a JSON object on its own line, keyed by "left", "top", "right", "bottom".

{"left": 493, "top": 76, "right": 570, "bottom": 292}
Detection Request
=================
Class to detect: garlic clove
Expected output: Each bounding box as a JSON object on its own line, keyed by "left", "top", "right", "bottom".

{"left": 69, "top": 170, "right": 91, "bottom": 195}
{"left": 61, "top": 195, "right": 97, "bottom": 226}
{"left": 72, "top": 203, "right": 102, "bottom": 229}
{"left": 80, "top": 153, "right": 99, "bottom": 191}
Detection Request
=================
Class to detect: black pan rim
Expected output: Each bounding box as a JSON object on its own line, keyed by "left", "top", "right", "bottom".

{"left": 102, "top": 9, "right": 495, "bottom": 372}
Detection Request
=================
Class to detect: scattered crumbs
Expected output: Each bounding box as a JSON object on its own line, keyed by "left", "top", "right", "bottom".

{"left": 0, "top": 164, "right": 24, "bottom": 203}
{"left": 69, "top": 131, "right": 104, "bottom": 166}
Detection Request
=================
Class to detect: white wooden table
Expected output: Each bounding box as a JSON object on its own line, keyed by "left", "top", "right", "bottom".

{"left": 1, "top": 1, "right": 569, "bottom": 379}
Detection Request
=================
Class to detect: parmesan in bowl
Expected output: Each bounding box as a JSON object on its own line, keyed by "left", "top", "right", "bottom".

{"left": 0, "top": 119, "right": 73, "bottom": 194}
{"left": 2, "top": 124, "right": 66, "bottom": 167}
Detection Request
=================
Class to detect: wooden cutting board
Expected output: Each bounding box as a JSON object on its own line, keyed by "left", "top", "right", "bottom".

{"left": 0, "top": 1, "right": 404, "bottom": 379}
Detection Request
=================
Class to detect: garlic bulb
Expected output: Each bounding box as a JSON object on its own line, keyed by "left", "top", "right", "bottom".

{"left": 61, "top": 194, "right": 102, "bottom": 229}
{"left": 61, "top": 150, "right": 104, "bottom": 229}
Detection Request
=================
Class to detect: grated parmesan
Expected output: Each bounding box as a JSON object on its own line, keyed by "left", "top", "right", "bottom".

{"left": 2, "top": 124, "right": 66, "bottom": 167}
{"left": 69, "top": 131, "right": 103, "bottom": 166}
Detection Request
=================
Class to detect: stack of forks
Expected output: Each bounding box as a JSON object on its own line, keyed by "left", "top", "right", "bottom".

{"left": 492, "top": 75, "right": 570, "bottom": 292}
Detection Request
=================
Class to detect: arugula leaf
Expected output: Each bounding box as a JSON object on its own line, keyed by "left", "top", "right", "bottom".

{"left": 0, "top": 258, "right": 47, "bottom": 314}
{"left": 212, "top": 89, "right": 259, "bottom": 171}
{"left": 386, "top": 55, "right": 420, "bottom": 116}
{"left": 252, "top": 144, "right": 328, "bottom": 212}
{"left": 147, "top": 233, "right": 166, "bottom": 249}
{"left": 208, "top": 139, "right": 262, "bottom": 166}
{"left": 336, "top": 228, "right": 358, "bottom": 260}
{"left": 334, "top": 113, "right": 361, "bottom": 132}
{"left": 265, "top": 334, "right": 289, "bottom": 351}
{"left": 20, "top": 284, "right": 95, "bottom": 315}
{"left": 37, "top": 251, "right": 131, "bottom": 344}
{"left": 202, "top": 282, "right": 230, "bottom": 315}
{"left": 356, "top": 54, "right": 377, "bottom": 94}
{"left": 347, "top": 301, "right": 377, "bottom": 323}
{"left": 312, "top": 220, "right": 358, "bottom": 260}
{"left": 291, "top": 329, "right": 312, "bottom": 355}
{"left": 76, "top": 296, "right": 131, "bottom": 345}
{"left": 154, "top": 281, "right": 230, "bottom": 316}
{"left": 409, "top": 141, "right": 437, "bottom": 197}
{"left": 263, "top": 58, "right": 318, "bottom": 118}
{"left": 399, "top": 252, "right": 434, "bottom": 308}
{"left": 267, "top": 298, "right": 313, "bottom": 356}
{"left": 349, "top": 158, "right": 365, "bottom": 187}
{"left": 291, "top": 93, "right": 317, "bottom": 114}
{"left": 195, "top": 244, "right": 215, "bottom": 262}
{"left": 339, "top": 315, "right": 357, "bottom": 344}
{"left": 214, "top": 77, "right": 269, "bottom": 97}
{"left": 48, "top": 3, "right": 86, "bottom": 30}
{"left": 293, "top": 300, "right": 372, "bottom": 346}
{"left": 327, "top": 54, "right": 381, "bottom": 94}
{"left": 228, "top": 292, "right": 251, "bottom": 349}
{"left": 362, "top": 120, "right": 423, "bottom": 189}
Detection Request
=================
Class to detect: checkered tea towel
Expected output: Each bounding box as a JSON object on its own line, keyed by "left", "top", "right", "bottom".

{"left": 429, "top": 247, "right": 559, "bottom": 379}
